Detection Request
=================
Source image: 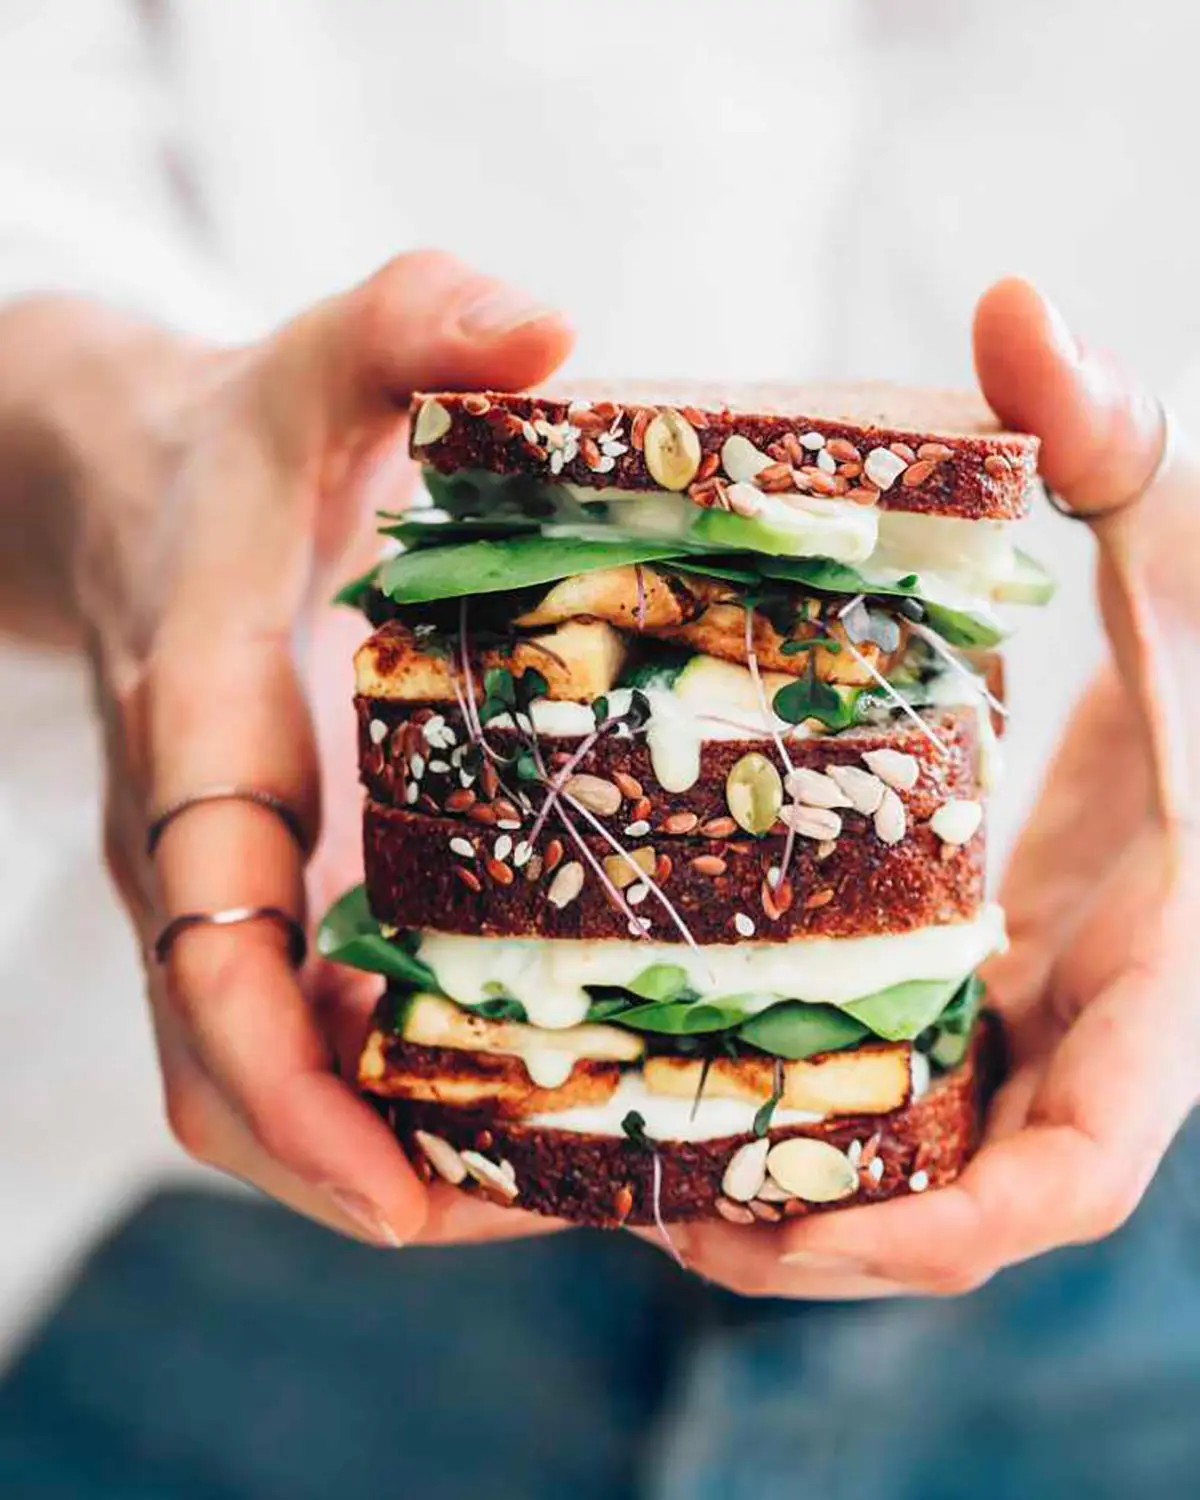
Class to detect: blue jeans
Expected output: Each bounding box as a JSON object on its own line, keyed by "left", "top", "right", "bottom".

{"left": 3, "top": 1115, "right": 1199, "bottom": 1500}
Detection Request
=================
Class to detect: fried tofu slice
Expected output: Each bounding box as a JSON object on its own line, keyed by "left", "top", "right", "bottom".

{"left": 642, "top": 1045, "right": 912, "bottom": 1118}
{"left": 514, "top": 566, "right": 903, "bottom": 682}
{"left": 355, "top": 618, "right": 627, "bottom": 702}
{"left": 360, "top": 1036, "right": 623, "bottom": 1117}
{"left": 359, "top": 995, "right": 638, "bottom": 1116}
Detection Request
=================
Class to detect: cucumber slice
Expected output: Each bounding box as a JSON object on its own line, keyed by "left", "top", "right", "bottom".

{"left": 993, "top": 547, "right": 1056, "bottom": 606}
{"left": 618, "top": 651, "right": 692, "bottom": 693}
{"left": 672, "top": 654, "right": 793, "bottom": 718}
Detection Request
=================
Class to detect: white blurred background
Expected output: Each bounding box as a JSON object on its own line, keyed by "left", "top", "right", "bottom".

{"left": 2, "top": 0, "right": 1199, "bottom": 1356}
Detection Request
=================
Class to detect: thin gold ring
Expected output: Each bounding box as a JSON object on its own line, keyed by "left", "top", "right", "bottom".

{"left": 153, "top": 906, "right": 307, "bottom": 967}
{"left": 147, "top": 786, "right": 309, "bottom": 858}
{"left": 1046, "top": 399, "right": 1172, "bottom": 522}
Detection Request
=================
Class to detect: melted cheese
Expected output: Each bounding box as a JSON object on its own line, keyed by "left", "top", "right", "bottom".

{"left": 526, "top": 1070, "right": 825, "bottom": 1142}
{"left": 416, "top": 905, "right": 1006, "bottom": 1032}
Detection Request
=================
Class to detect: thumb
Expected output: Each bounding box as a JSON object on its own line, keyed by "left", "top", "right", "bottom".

{"left": 333, "top": 249, "right": 574, "bottom": 407}
{"left": 973, "top": 277, "right": 1163, "bottom": 515}
{"left": 976, "top": 276, "right": 1200, "bottom": 831}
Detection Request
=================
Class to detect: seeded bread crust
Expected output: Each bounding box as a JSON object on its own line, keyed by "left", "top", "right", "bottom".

{"left": 376, "top": 1017, "right": 1003, "bottom": 1227}
{"left": 357, "top": 699, "right": 983, "bottom": 836}
{"left": 409, "top": 383, "right": 1037, "bottom": 521}
{"left": 362, "top": 800, "right": 985, "bottom": 943}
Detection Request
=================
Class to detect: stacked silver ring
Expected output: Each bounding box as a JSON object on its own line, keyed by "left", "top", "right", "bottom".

{"left": 148, "top": 786, "right": 309, "bottom": 968}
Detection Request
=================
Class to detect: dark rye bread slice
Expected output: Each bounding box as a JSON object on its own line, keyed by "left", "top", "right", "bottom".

{"left": 374, "top": 1018, "right": 1004, "bottom": 1227}
{"left": 357, "top": 699, "right": 983, "bottom": 840}
{"left": 362, "top": 800, "right": 984, "bottom": 943}
{"left": 409, "top": 381, "right": 1038, "bottom": 521}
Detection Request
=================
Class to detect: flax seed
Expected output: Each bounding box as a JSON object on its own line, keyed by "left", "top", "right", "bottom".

{"left": 663, "top": 810, "right": 699, "bottom": 835}
{"left": 680, "top": 405, "right": 709, "bottom": 428}
{"left": 481, "top": 762, "right": 499, "bottom": 800}
{"left": 468, "top": 803, "right": 498, "bottom": 825}
{"left": 612, "top": 1185, "right": 634, "bottom": 1222}
{"left": 631, "top": 796, "right": 652, "bottom": 823}
{"left": 804, "top": 888, "right": 835, "bottom": 910}
{"left": 700, "top": 816, "right": 737, "bottom": 838}
{"left": 630, "top": 408, "right": 651, "bottom": 452}
{"left": 492, "top": 798, "right": 522, "bottom": 825}
{"left": 486, "top": 858, "right": 514, "bottom": 886}
{"left": 454, "top": 866, "right": 482, "bottom": 893}
{"left": 580, "top": 435, "right": 603, "bottom": 470}
{"left": 695, "top": 450, "right": 719, "bottom": 482}
{"left": 917, "top": 442, "right": 952, "bottom": 461}
{"left": 825, "top": 437, "right": 859, "bottom": 463}
{"left": 654, "top": 853, "right": 673, "bottom": 884}
{"left": 543, "top": 838, "right": 564, "bottom": 874}
{"left": 613, "top": 771, "right": 643, "bottom": 800}
{"left": 900, "top": 458, "right": 936, "bottom": 489}
{"left": 691, "top": 854, "right": 727, "bottom": 876}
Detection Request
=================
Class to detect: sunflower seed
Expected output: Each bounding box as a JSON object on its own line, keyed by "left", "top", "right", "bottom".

{"left": 722, "top": 1138, "right": 770, "bottom": 1202}
{"left": 863, "top": 446, "right": 907, "bottom": 491}
{"left": 825, "top": 764, "right": 886, "bottom": 815}
{"left": 873, "top": 787, "right": 906, "bottom": 844}
{"left": 930, "top": 799, "right": 983, "bottom": 845}
{"left": 414, "top": 1130, "right": 467, "bottom": 1185}
{"left": 547, "top": 861, "right": 585, "bottom": 908}
{"left": 861, "top": 748, "right": 920, "bottom": 790}
{"left": 785, "top": 767, "right": 852, "bottom": 809}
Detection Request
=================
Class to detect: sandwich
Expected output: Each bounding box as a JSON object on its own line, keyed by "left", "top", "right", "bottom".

{"left": 320, "top": 382, "right": 1051, "bottom": 1228}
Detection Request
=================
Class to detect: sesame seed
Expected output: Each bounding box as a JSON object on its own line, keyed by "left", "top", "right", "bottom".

{"left": 496, "top": 819, "right": 522, "bottom": 831}
{"left": 766, "top": 866, "right": 782, "bottom": 890}
{"left": 624, "top": 820, "right": 651, "bottom": 837}
{"left": 626, "top": 882, "right": 649, "bottom": 906}
{"left": 409, "top": 753, "right": 426, "bottom": 780}
{"left": 449, "top": 836, "right": 474, "bottom": 857}
{"left": 847, "top": 1139, "right": 863, "bottom": 1167}
{"left": 734, "top": 913, "right": 756, "bottom": 938}
{"left": 428, "top": 759, "right": 450, "bottom": 774}
{"left": 909, "top": 1170, "right": 930, "bottom": 1193}
{"left": 864, "top": 447, "right": 907, "bottom": 491}
{"left": 368, "top": 718, "right": 388, "bottom": 745}
{"left": 405, "top": 784, "right": 419, "bottom": 805}
{"left": 816, "top": 449, "right": 837, "bottom": 474}
{"left": 799, "top": 430, "right": 826, "bottom": 450}
{"left": 459, "top": 771, "right": 476, "bottom": 789}
{"left": 493, "top": 834, "right": 513, "bottom": 862}
{"left": 869, "top": 1157, "right": 884, "bottom": 1183}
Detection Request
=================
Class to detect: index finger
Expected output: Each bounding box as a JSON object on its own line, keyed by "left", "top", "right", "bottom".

{"left": 147, "top": 630, "right": 427, "bottom": 1245}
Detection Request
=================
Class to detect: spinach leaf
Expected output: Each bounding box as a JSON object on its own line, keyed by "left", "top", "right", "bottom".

{"left": 737, "top": 1004, "right": 871, "bottom": 1059}
{"left": 841, "top": 977, "right": 962, "bottom": 1041}
{"left": 316, "top": 885, "right": 437, "bottom": 989}
{"left": 376, "top": 535, "right": 692, "bottom": 604}
{"left": 624, "top": 964, "right": 692, "bottom": 1002}
{"left": 334, "top": 564, "right": 381, "bottom": 611}
{"left": 924, "top": 975, "right": 984, "bottom": 1069}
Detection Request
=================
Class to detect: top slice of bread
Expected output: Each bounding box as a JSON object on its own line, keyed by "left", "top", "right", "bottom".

{"left": 409, "top": 380, "right": 1038, "bottom": 521}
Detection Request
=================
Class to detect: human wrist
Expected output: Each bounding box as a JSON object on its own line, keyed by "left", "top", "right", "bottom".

{"left": 0, "top": 294, "right": 217, "bottom": 641}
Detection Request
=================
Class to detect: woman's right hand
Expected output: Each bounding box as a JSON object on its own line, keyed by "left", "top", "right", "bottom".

{"left": 18, "top": 254, "right": 572, "bottom": 1246}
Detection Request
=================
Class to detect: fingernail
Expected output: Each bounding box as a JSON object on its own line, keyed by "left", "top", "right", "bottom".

{"left": 328, "top": 1188, "right": 406, "bottom": 1248}
{"left": 458, "top": 282, "right": 557, "bottom": 338}
{"left": 778, "top": 1248, "right": 866, "bottom": 1274}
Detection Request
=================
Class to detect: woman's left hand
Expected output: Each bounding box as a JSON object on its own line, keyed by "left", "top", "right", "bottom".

{"left": 656, "top": 279, "right": 1200, "bottom": 1297}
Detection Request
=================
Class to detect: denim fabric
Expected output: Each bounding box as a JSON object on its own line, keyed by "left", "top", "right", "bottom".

{"left": 2, "top": 1116, "right": 1198, "bottom": 1500}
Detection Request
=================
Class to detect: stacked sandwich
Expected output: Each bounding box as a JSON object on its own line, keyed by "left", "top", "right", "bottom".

{"left": 320, "top": 383, "right": 1051, "bottom": 1227}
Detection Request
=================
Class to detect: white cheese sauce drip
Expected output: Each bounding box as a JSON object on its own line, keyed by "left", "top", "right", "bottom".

{"left": 416, "top": 905, "right": 1006, "bottom": 1032}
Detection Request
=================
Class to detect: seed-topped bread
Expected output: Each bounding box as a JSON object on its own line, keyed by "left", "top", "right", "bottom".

{"left": 374, "top": 1016, "right": 1004, "bottom": 1227}
{"left": 409, "top": 381, "right": 1039, "bottom": 521}
{"left": 320, "top": 369, "right": 1049, "bottom": 1231}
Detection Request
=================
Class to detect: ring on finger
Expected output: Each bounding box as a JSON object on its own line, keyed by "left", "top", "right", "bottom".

{"left": 154, "top": 906, "right": 308, "bottom": 968}
{"left": 147, "top": 785, "right": 310, "bottom": 858}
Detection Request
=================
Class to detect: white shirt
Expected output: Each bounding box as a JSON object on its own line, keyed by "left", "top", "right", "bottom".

{"left": 2, "top": 0, "right": 1197, "bottom": 1346}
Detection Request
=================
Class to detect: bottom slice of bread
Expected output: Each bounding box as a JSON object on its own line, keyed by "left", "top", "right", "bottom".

{"left": 371, "top": 1016, "right": 1004, "bottom": 1228}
